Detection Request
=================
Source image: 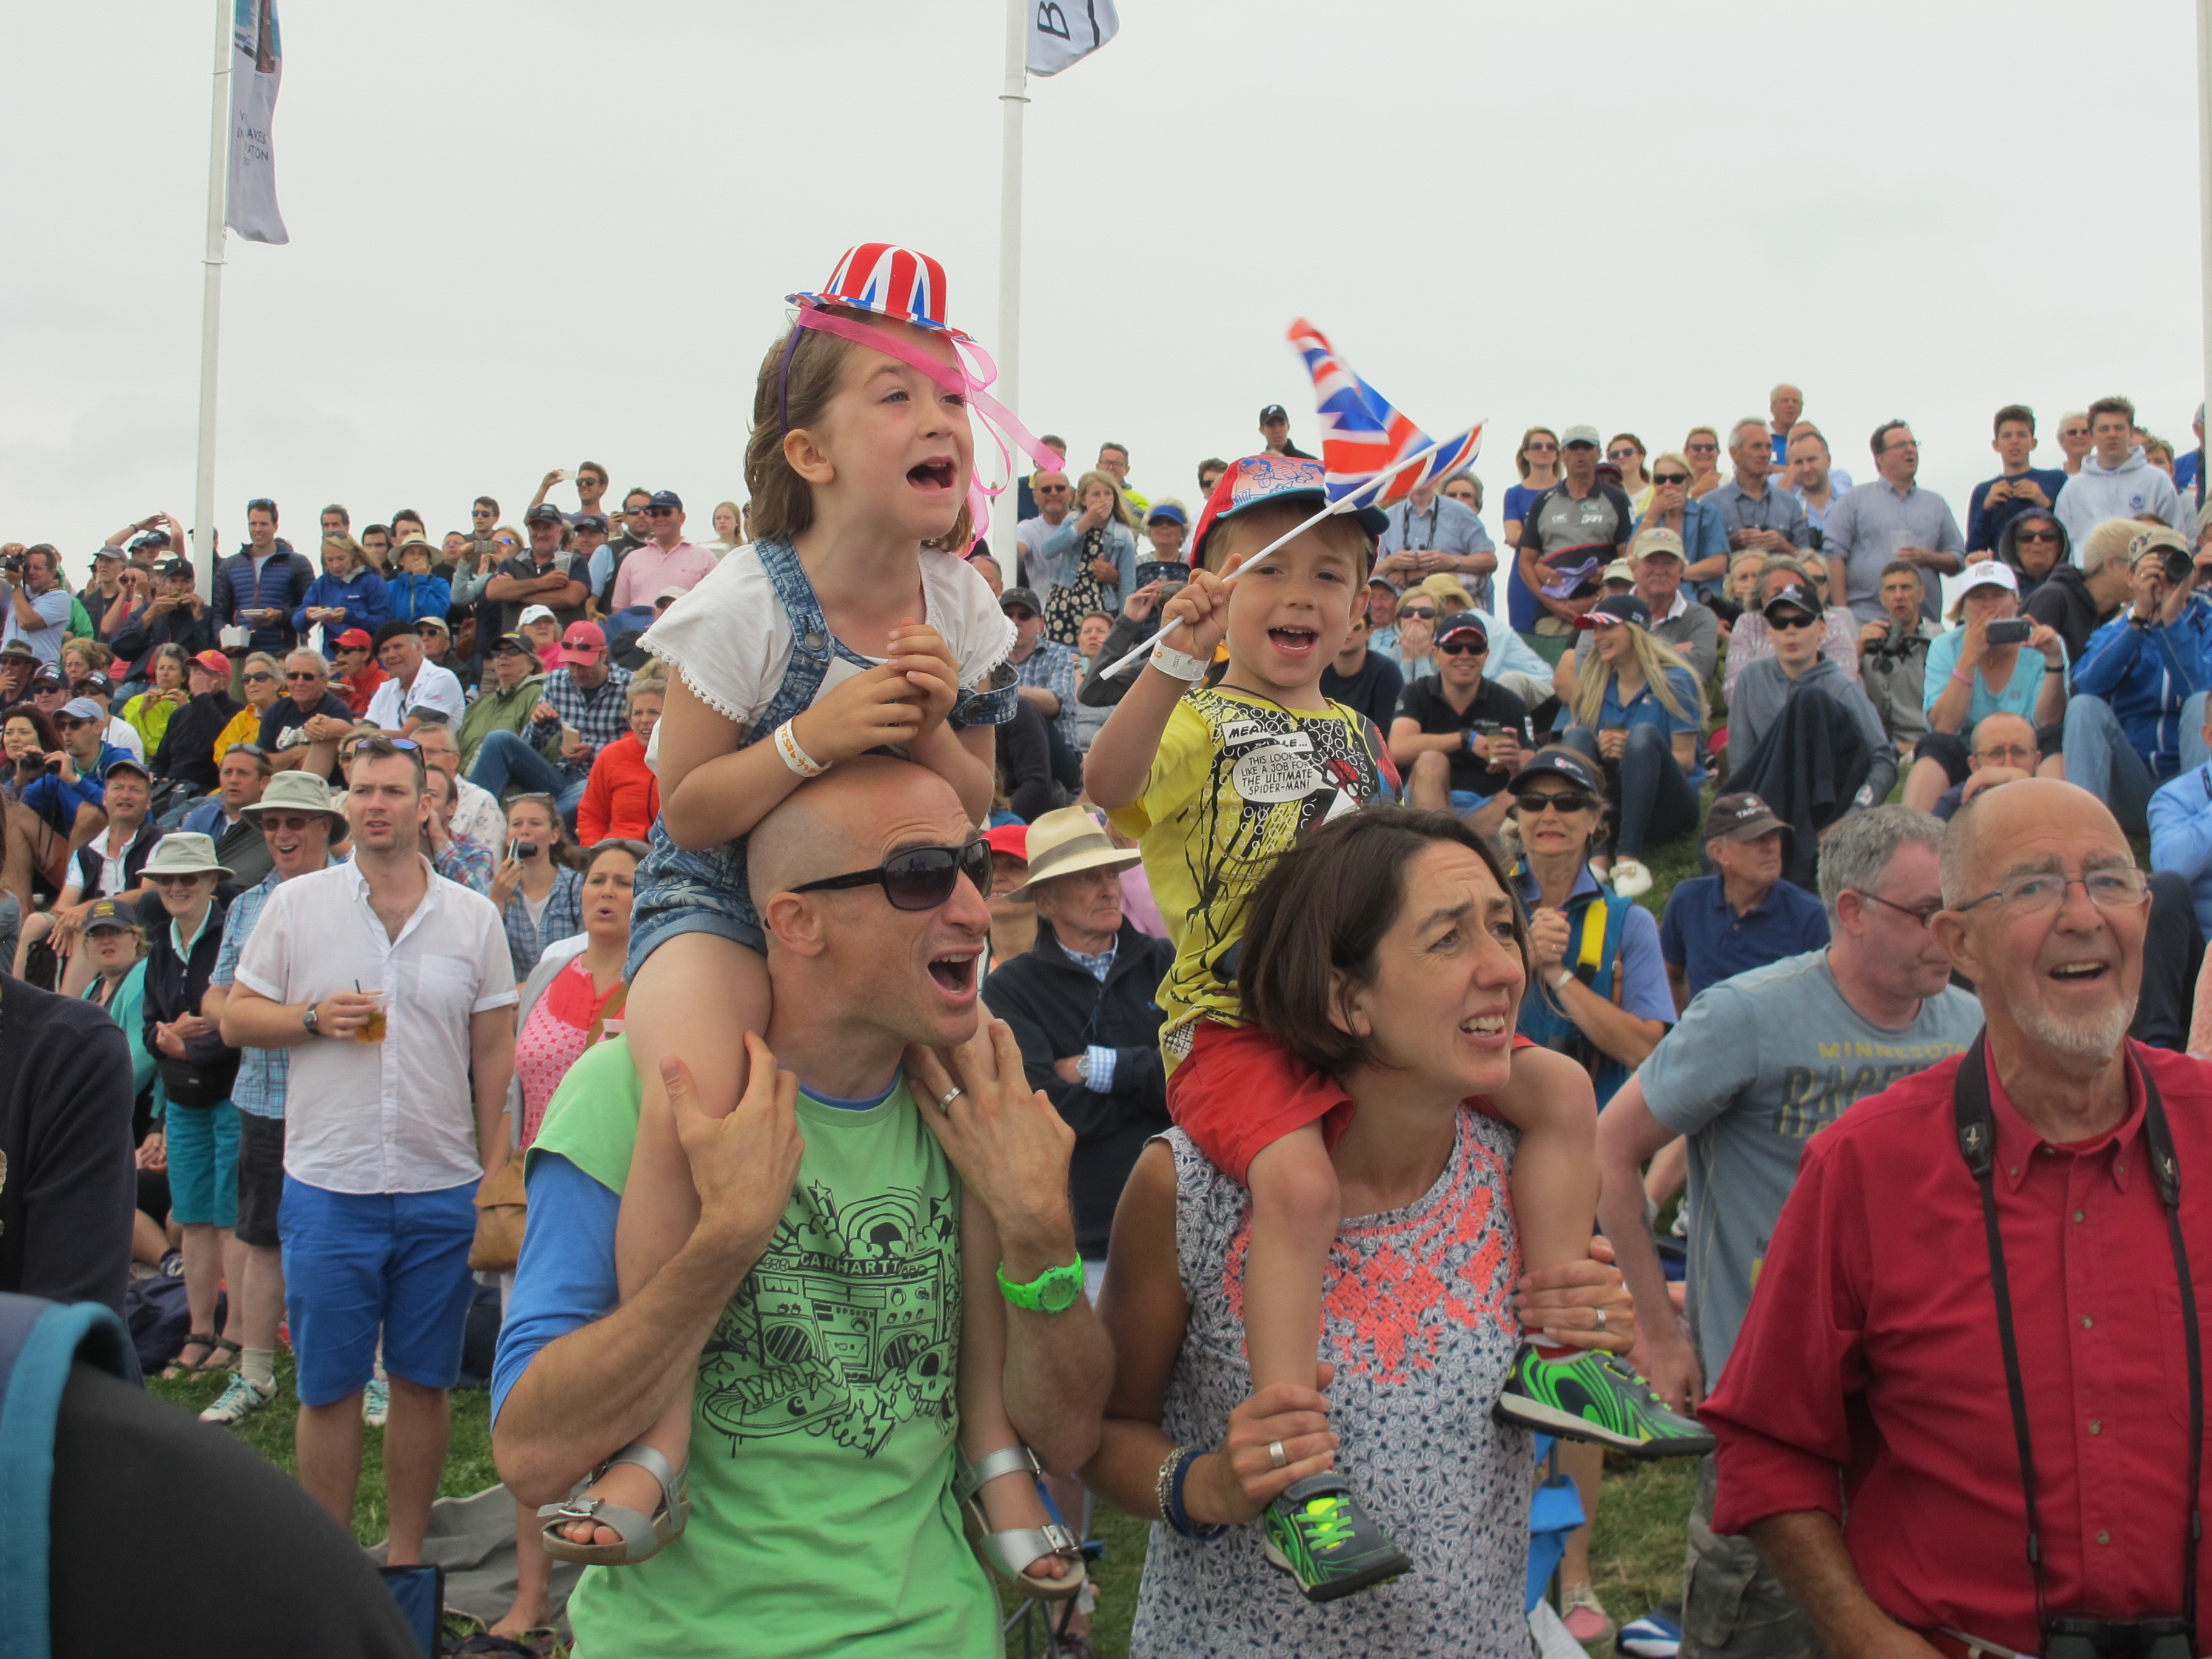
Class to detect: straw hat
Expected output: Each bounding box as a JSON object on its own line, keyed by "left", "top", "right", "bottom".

{"left": 1004, "top": 808, "right": 1140, "bottom": 903}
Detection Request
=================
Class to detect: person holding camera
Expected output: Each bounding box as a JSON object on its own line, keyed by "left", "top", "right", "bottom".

{"left": 1858, "top": 561, "right": 1942, "bottom": 754}
{"left": 1, "top": 546, "right": 72, "bottom": 669}
{"left": 488, "top": 794, "right": 580, "bottom": 979}
{"left": 1701, "top": 778, "right": 2211, "bottom": 1659}
{"left": 2060, "top": 525, "right": 2210, "bottom": 836}
{"left": 1900, "top": 561, "right": 2068, "bottom": 813}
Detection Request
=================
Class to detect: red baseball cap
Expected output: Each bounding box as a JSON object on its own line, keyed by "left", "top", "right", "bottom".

{"left": 189, "top": 649, "right": 231, "bottom": 675}
{"left": 980, "top": 823, "right": 1028, "bottom": 865}
{"left": 558, "top": 621, "right": 608, "bottom": 664}
{"left": 335, "top": 629, "right": 372, "bottom": 650}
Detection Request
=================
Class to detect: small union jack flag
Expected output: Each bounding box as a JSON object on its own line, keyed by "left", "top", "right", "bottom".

{"left": 1287, "top": 319, "right": 1482, "bottom": 507}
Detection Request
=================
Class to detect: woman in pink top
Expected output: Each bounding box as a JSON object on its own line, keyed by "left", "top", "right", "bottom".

{"left": 512, "top": 839, "right": 645, "bottom": 1148}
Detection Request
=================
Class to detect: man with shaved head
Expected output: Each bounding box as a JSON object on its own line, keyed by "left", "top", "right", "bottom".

{"left": 1703, "top": 780, "right": 2212, "bottom": 1659}
{"left": 491, "top": 758, "right": 1108, "bottom": 1657}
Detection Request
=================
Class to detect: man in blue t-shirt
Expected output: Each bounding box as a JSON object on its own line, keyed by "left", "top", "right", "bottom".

{"left": 1658, "top": 792, "right": 1829, "bottom": 1009}
{"left": 1965, "top": 404, "right": 2070, "bottom": 554}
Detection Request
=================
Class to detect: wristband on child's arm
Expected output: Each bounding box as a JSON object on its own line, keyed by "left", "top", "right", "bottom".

{"left": 774, "top": 719, "right": 828, "bottom": 778}
{"left": 1148, "top": 639, "right": 1210, "bottom": 683}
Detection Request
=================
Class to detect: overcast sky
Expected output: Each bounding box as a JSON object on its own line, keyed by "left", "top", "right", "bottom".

{"left": 8, "top": 1, "right": 2210, "bottom": 573}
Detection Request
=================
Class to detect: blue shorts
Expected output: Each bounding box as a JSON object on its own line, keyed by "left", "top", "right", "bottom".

{"left": 279, "top": 1176, "right": 480, "bottom": 1406}
{"left": 626, "top": 817, "right": 765, "bottom": 979}
{"left": 1449, "top": 788, "right": 1496, "bottom": 815}
{"left": 165, "top": 1101, "right": 240, "bottom": 1228}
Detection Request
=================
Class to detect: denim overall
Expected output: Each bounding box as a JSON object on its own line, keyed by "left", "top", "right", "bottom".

{"left": 626, "top": 537, "right": 1017, "bottom": 978}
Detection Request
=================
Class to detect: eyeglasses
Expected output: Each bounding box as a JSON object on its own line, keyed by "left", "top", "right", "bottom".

{"left": 646, "top": 506, "right": 678, "bottom": 517}
{"left": 1854, "top": 890, "right": 1943, "bottom": 928}
{"left": 243, "top": 671, "right": 274, "bottom": 684}
{"left": 149, "top": 872, "right": 209, "bottom": 888}
{"left": 789, "top": 839, "right": 992, "bottom": 911}
{"left": 1397, "top": 605, "right": 1437, "bottom": 620}
{"left": 1652, "top": 472, "right": 1691, "bottom": 486}
{"left": 1954, "top": 866, "right": 2151, "bottom": 916}
{"left": 285, "top": 670, "right": 324, "bottom": 682}
{"left": 2017, "top": 529, "right": 2059, "bottom": 543}
{"left": 1438, "top": 640, "right": 1487, "bottom": 656}
{"left": 1515, "top": 789, "right": 1595, "bottom": 815}
{"left": 1769, "top": 612, "right": 1820, "bottom": 631}
{"left": 1607, "top": 447, "right": 1638, "bottom": 461}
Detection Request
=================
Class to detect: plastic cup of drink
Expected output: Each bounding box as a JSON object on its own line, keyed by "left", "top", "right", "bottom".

{"left": 356, "top": 999, "right": 387, "bottom": 1044}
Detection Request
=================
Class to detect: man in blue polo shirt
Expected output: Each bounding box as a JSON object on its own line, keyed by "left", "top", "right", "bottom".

{"left": 1657, "top": 792, "right": 1829, "bottom": 1010}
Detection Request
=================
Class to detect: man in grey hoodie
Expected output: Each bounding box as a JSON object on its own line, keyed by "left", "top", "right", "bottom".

{"left": 1724, "top": 581, "right": 1897, "bottom": 884}
{"left": 2054, "top": 394, "right": 2193, "bottom": 551}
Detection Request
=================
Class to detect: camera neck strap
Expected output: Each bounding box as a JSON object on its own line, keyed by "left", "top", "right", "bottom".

{"left": 1954, "top": 1036, "right": 2202, "bottom": 1638}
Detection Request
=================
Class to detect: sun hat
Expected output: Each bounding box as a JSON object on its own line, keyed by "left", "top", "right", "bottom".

{"left": 1188, "top": 454, "right": 1390, "bottom": 568}
{"left": 786, "top": 243, "right": 971, "bottom": 341}
{"left": 1004, "top": 807, "right": 1141, "bottom": 903}
{"left": 1412, "top": 572, "right": 1476, "bottom": 611}
{"left": 242, "top": 768, "right": 348, "bottom": 828}
{"left": 142, "top": 831, "right": 232, "bottom": 880}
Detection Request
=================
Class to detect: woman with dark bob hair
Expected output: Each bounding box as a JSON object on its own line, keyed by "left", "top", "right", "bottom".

{"left": 1084, "top": 807, "right": 1637, "bottom": 1656}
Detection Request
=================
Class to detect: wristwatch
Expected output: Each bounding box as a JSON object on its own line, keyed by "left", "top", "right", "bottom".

{"left": 996, "top": 1258, "right": 1085, "bottom": 1313}
{"left": 301, "top": 1002, "right": 320, "bottom": 1036}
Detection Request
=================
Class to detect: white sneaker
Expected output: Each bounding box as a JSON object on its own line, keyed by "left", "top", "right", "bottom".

{"left": 1610, "top": 857, "right": 1654, "bottom": 898}
{"left": 201, "top": 1373, "right": 276, "bottom": 1426}
{"left": 362, "top": 1376, "right": 390, "bottom": 1427}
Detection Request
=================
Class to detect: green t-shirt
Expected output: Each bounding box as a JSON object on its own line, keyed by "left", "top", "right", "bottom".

{"left": 555, "top": 1042, "right": 996, "bottom": 1659}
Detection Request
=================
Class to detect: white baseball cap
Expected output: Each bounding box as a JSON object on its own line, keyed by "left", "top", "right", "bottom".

{"left": 518, "top": 605, "right": 557, "bottom": 627}
{"left": 1957, "top": 560, "right": 2019, "bottom": 597}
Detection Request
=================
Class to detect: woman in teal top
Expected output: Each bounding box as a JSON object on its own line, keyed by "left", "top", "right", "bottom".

{"left": 79, "top": 899, "right": 164, "bottom": 1264}
{"left": 1558, "top": 594, "right": 1707, "bottom": 898}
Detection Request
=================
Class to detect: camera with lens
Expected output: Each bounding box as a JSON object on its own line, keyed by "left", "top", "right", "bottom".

{"left": 510, "top": 842, "right": 538, "bottom": 860}
{"left": 2040, "top": 1616, "right": 2193, "bottom": 1659}
{"left": 2157, "top": 543, "right": 2196, "bottom": 587}
{"left": 0, "top": 555, "right": 24, "bottom": 575}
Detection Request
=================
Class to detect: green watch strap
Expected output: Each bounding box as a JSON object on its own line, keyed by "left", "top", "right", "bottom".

{"left": 996, "top": 1257, "right": 1085, "bottom": 1313}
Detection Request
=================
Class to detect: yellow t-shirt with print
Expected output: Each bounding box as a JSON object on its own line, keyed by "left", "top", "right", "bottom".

{"left": 1104, "top": 685, "right": 1395, "bottom": 1062}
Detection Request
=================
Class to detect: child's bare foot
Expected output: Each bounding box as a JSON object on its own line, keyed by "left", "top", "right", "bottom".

{"left": 539, "top": 1444, "right": 688, "bottom": 1564}
{"left": 556, "top": 1458, "right": 664, "bottom": 1547}
{"left": 965, "top": 1453, "right": 1082, "bottom": 1594}
{"left": 489, "top": 1595, "right": 547, "bottom": 1638}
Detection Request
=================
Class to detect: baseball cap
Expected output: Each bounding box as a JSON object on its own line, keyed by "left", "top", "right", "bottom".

{"left": 335, "top": 628, "right": 372, "bottom": 650}
{"left": 1631, "top": 527, "right": 1686, "bottom": 563}
{"left": 158, "top": 558, "right": 194, "bottom": 581}
{"left": 1188, "top": 454, "right": 1389, "bottom": 567}
{"left": 980, "top": 823, "right": 1029, "bottom": 865}
{"left": 190, "top": 649, "right": 231, "bottom": 675}
{"left": 82, "top": 898, "right": 133, "bottom": 933}
{"left": 79, "top": 672, "right": 111, "bottom": 695}
{"left": 492, "top": 632, "right": 534, "bottom": 656}
{"left": 572, "top": 513, "right": 608, "bottom": 534}
{"left": 1957, "top": 559, "right": 2019, "bottom": 597}
{"left": 1703, "top": 792, "right": 1787, "bottom": 844}
{"left": 999, "top": 586, "right": 1044, "bottom": 617}
{"left": 654, "top": 585, "right": 686, "bottom": 606}
{"left": 1435, "top": 613, "right": 1489, "bottom": 648}
{"left": 90, "top": 545, "right": 122, "bottom": 564}
{"left": 1761, "top": 583, "right": 1822, "bottom": 622}
{"left": 646, "top": 489, "right": 683, "bottom": 512}
{"left": 2130, "top": 525, "right": 2193, "bottom": 564}
{"left": 558, "top": 621, "right": 607, "bottom": 663}
{"left": 28, "top": 669, "right": 62, "bottom": 690}
{"left": 1507, "top": 746, "right": 1606, "bottom": 797}
{"left": 130, "top": 529, "right": 172, "bottom": 551}
{"left": 1146, "top": 501, "right": 1188, "bottom": 527}
{"left": 59, "top": 697, "right": 101, "bottom": 722}
{"left": 517, "top": 605, "right": 557, "bottom": 628}
{"left": 1259, "top": 404, "right": 1290, "bottom": 424}
{"left": 524, "top": 503, "right": 566, "bottom": 526}
{"left": 1366, "top": 572, "right": 1398, "bottom": 591}
{"left": 1561, "top": 424, "right": 1602, "bottom": 449}
{"left": 1599, "top": 559, "right": 1636, "bottom": 587}
{"left": 414, "top": 614, "right": 451, "bottom": 635}
{"left": 102, "top": 754, "right": 150, "bottom": 783}
{"left": 1575, "top": 592, "right": 1652, "bottom": 630}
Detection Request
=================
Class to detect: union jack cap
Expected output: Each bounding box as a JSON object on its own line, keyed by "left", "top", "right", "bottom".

{"left": 788, "top": 244, "right": 970, "bottom": 341}
{"left": 1188, "top": 454, "right": 1387, "bottom": 567}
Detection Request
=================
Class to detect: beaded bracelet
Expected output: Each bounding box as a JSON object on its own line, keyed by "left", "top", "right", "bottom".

{"left": 1165, "top": 1447, "right": 1228, "bottom": 1541}
{"left": 774, "top": 719, "right": 828, "bottom": 778}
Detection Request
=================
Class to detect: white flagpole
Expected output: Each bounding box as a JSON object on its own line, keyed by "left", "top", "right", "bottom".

{"left": 1102, "top": 437, "right": 1470, "bottom": 680}
{"left": 191, "top": 0, "right": 230, "bottom": 595}
{"left": 994, "top": 0, "right": 1028, "bottom": 585}
{"left": 2197, "top": 0, "right": 2212, "bottom": 503}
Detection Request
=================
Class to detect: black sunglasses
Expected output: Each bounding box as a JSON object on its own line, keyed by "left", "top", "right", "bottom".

{"left": 1768, "top": 612, "right": 1820, "bottom": 631}
{"left": 1516, "top": 789, "right": 1595, "bottom": 814}
{"left": 1438, "top": 640, "right": 1487, "bottom": 656}
{"left": 790, "top": 840, "right": 991, "bottom": 911}
{"left": 349, "top": 737, "right": 420, "bottom": 755}
{"left": 1397, "top": 604, "right": 1438, "bottom": 620}
{"left": 2017, "top": 528, "right": 2060, "bottom": 543}
{"left": 1652, "top": 472, "right": 1692, "bottom": 486}
{"left": 646, "top": 506, "right": 679, "bottom": 517}
{"left": 242, "top": 671, "right": 275, "bottom": 684}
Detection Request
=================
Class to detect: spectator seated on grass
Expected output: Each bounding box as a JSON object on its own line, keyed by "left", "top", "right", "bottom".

{"left": 1855, "top": 561, "right": 1939, "bottom": 756}
{"left": 1657, "top": 792, "right": 1829, "bottom": 1011}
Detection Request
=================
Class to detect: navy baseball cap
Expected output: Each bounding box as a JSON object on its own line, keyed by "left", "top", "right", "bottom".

{"left": 572, "top": 513, "right": 608, "bottom": 533}
{"left": 103, "top": 754, "right": 150, "bottom": 783}
{"left": 1435, "top": 612, "right": 1489, "bottom": 648}
{"left": 524, "top": 503, "right": 566, "bottom": 526}
{"left": 1761, "top": 583, "right": 1821, "bottom": 623}
{"left": 1575, "top": 592, "right": 1653, "bottom": 631}
{"left": 1507, "top": 747, "right": 1606, "bottom": 797}
{"left": 647, "top": 489, "right": 683, "bottom": 511}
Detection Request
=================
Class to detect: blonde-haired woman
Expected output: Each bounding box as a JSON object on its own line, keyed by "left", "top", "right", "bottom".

{"left": 1683, "top": 426, "right": 1724, "bottom": 497}
{"left": 1634, "top": 451, "right": 1731, "bottom": 595}
{"left": 1036, "top": 469, "right": 1139, "bottom": 646}
{"left": 1503, "top": 426, "right": 1561, "bottom": 636}
{"left": 1563, "top": 594, "right": 1707, "bottom": 896}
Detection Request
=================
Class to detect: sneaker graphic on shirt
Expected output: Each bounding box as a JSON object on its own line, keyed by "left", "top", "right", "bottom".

{"left": 1260, "top": 1473, "right": 1413, "bottom": 1603}
{"left": 200, "top": 1373, "right": 276, "bottom": 1426}
{"left": 1492, "top": 1344, "right": 1713, "bottom": 1458}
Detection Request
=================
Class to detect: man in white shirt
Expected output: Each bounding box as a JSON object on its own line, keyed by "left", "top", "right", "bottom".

{"left": 608, "top": 491, "right": 716, "bottom": 612}
{"left": 364, "top": 622, "right": 466, "bottom": 735}
{"left": 221, "top": 736, "right": 517, "bottom": 1568}
{"left": 2, "top": 545, "right": 73, "bottom": 666}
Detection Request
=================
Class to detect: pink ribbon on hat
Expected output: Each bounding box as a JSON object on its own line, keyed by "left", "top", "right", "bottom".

{"left": 790, "top": 303, "right": 1060, "bottom": 552}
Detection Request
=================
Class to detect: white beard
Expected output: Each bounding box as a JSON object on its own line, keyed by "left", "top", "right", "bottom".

{"left": 2017, "top": 999, "right": 2134, "bottom": 1062}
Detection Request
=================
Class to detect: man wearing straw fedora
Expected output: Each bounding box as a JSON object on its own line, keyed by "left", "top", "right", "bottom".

{"left": 200, "top": 771, "right": 348, "bottom": 1426}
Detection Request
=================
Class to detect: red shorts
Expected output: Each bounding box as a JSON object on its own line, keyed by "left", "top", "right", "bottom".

{"left": 1167, "top": 1020, "right": 1526, "bottom": 1186}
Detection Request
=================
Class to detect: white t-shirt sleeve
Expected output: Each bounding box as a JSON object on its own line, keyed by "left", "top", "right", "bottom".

{"left": 923, "top": 551, "right": 1017, "bottom": 688}
{"left": 365, "top": 680, "right": 401, "bottom": 731}
{"left": 106, "top": 719, "right": 145, "bottom": 763}
{"left": 416, "top": 663, "right": 466, "bottom": 723}
{"left": 638, "top": 549, "right": 782, "bottom": 731}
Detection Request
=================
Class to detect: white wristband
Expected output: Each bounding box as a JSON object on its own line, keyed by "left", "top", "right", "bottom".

{"left": 1553, "top": 967, "right": 1578, "bottom": 993}
{"left": 774, "top": 719, "right": 828, "bottom": 778}
{"left": 1150, "top": 642, "right": 1210, "bottom": 683}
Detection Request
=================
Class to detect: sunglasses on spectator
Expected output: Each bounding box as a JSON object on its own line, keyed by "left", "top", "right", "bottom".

{"left": 1438, "top": 640, "right": 1486, "bottom": 657}
{"left": 647, "top": 506, "right": 679, "bottom": 517}
{"left": 1652, "top": 472, "right": 1691, "bottom": 486}
{"left": 1515, "top": 789, "right": 1595, "bottom": 815}
{"left": 1398, "top": 604, "right": 1438, "bottom": 620}
{"left": 790, "top": 840, "right": 992, "bottom": 911}
{"left": 1769, "top": 612, "right": 1820, "bottom": 631}
{"left": 1607, "top": 447, "right": 1638, "bottom": 461}
{"left": 349, "top": 737, "right": 420, "bottom": 754}
{"left": 247, "top": 498, "right": 277, "bottom": 513}
{"left": 1524, "top": 441, "right": 1558, "bottom": 453}
{"left": 52, "top": 718, "right": 85, "bottom": 732}
{"left": 1036, "top": 483, "right": 1070, "bottom": 494}
{"left": 149, "top": 872, "right": 210, "bottom": 888}
{"left": 1687, "top": 441, "right": 1718, "bottom": 452}
{"left": 257, "top": 814, "right": 323, "bottom": 833}
{"left": 2016, "top": 528, "right": 2059, "bottom": 543}
{"left": 243, "top": 671, "right": 274, "bottom": 684}
{"left": 286, "top": 669, "right": 324, "bottom": 681}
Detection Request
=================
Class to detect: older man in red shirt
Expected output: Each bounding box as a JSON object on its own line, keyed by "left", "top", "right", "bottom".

{"left": 1703, "top": 778, "right": 2210, "bottom": 1659}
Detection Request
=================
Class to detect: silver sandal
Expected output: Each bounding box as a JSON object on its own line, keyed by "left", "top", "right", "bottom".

{"left": 538, "top": 1441, "right": 689, "bottom": 1567}
{"left": 954, "top": 1446, "right": 1086, "bottom": 1602}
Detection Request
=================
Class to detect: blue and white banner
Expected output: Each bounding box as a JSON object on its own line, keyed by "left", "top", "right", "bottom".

{"left": 226, "top": 0, "right": 287, "bottom": 246}
{"left": 1027, "top": 0, "right": 1119, "bottom": 76}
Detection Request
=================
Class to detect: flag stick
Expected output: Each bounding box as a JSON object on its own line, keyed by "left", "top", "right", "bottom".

{"left": 191, "top": 0, "right": 230, "bottom": 596}
{"left": 993, "top": 0, "right": 1028, "bottom": 591}
{"left": 1101, "top": 434, "right": 1473, "bottom": 680}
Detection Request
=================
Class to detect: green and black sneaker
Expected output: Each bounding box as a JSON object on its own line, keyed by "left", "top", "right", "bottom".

{"left": 1492, "top": 1343, "right": 1714, "bottom": 1459}
{"left": 1261, "top": 1473, "right": 1413, "bottom": 1604}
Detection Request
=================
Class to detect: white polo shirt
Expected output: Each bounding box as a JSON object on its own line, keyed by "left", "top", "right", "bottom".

{"left": 364, "top": 660, "right": 466, "bottom": 731}
{"left": 234, "top": 856, "right": 517, "bottom": 1195}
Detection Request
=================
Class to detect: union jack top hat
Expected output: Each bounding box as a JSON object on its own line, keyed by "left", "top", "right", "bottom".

{"left": 787, "top": 244, "right": 971, "bottom": 341}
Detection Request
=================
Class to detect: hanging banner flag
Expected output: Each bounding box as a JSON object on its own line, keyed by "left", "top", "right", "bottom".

{"left": 226, "top": 0, "right": 288, "bottom": 246}
{"left": 1027, "top": 0, "right": 1120, "bottom": 76}
{"left": 1287, "top": 319, "right": 1483, "bottom": 508}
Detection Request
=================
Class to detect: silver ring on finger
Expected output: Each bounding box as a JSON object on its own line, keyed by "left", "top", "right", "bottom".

{"left": 1595, "top": 1307, "right": 1608, "bottom": 1332}
{"left": 936, "top": 1087, "right": 964, "bottom": 1114}
{"left": 1267, "top": 1440, "right": 1288, "bottom": 1470}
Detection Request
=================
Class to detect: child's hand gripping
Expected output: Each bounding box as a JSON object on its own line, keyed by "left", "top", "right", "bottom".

{"left": 1156, "top": 565, "right": 1235, "bottom": 665}
{"left": 886, "top": 620, "right": 962, "bottom": 737}
{"left": 789, "top": 660, "right": 934, "bottom": 763}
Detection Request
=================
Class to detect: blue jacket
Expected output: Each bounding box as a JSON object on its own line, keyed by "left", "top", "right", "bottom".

{"left": 2152, "top": 762, "right": 2212, "bottom": 939}
{"left": 1036, "top": 517, "right": 1139, "bottom": 604}
{"left": 384, "top": 572, "right": 452, "bottom": 625}
{"left": 2071, "top": 609, "right": 2208, "bottom": 777}
{"left": 1634, "top": 498, "right": 1730, "bottom": 597}
{"left": 210, "top": 544, "right": 316, "bottom": 657}
{"left": 20, "top": 742, "right": 130, "bottom": 833}
{"left": 293, "top": 568, "right": 390, "bottom": 638}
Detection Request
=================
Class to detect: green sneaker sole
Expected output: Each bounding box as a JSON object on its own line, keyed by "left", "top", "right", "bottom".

{"left": 1261, "top": 1534, "right": 1412, "bottom": 1603}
